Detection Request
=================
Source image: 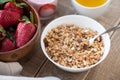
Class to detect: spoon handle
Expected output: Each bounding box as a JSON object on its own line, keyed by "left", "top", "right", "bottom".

{"left": 89, "top": 23, "right": 120, "bottom": 45}
{"left": 101, "top": 22, "right": 120, "bottom": 35}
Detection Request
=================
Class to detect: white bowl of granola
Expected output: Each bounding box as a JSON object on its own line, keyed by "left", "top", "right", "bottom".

{"left": 41, "top": 15, "right": 110, "bottom": 72}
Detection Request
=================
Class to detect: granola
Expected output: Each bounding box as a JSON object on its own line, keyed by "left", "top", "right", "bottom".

{"left": 44, "top": 24, "right": 104, "bottom": 68}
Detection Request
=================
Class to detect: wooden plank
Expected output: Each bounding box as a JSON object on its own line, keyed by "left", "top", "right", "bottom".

{"left": 94, "top": 0, "right": 120, "bottom": 36}
{"left": 19, "top": 42, "right": 47, "bottom": 77}
{"left": 85, "top": 22, "right": 120, "bottom": 80}
{"left": 95, "top": 6, "right": 120, "bottom": 28}
{"left": 109, "top": 0, "right": 120, "bottom": 8}
{"left": 85, "top": 0, "right": 120, "bottom": 79}
{"left": 36, "top": 60, "right": 89, "bottom": 80}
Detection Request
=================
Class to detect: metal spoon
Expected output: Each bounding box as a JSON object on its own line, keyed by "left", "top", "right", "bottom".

{"left": 89, "top": 23, "right": 120, "bottom": 45}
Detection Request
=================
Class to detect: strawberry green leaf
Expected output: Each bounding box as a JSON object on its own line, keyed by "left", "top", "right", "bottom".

{"left": 22, "top": 16, "right": 30, "bottom": 21}
{"left": 0, "top": 4, "right": 2, "bottom": 9}
{"left": 6, "top": 27, "right": 15, "bottom": 43}
{"left": 11, "top": 0, "right": 28, "bottom": 8}
{"left": 22, "top": 16, "right": 30, "bottom": 23}
{"left": 0, "top": 0, "right": 12, "bottom": 4}
{"left": 30, "top": 11, "right": 34, "bottom": 23}
{"left": 0, "top": 26, "right": 6, "bottom": 41}
{"left": 8, "top": 27, "right": 15, "bottom": 32}
{"left": 0, "top": 26, "right": 6, "bottom": 37}
{"left": 16, "top": 3, "right": 28, "bottom": 8}
{"left": 6, "top": 31, "right": 14, "bottom": 42}
{"left": 12, "top": 0, "right": 15, "bottom": 3}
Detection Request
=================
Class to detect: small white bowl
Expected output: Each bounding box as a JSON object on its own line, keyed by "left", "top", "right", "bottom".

{"left": 71, "top": 0, "right": 111, "bottom": 18}
{"left": 41, "top": 15, "right": 111, "bottom": 72}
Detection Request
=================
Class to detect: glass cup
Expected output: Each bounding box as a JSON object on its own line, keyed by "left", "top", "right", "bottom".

{"left": 27, "top": 0, "right": 58, "bottom": 20}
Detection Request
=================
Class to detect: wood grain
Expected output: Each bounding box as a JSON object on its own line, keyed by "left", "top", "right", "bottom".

{"left": 36, "top": 60, "right": 89, "bottom": 80}
{"left": 19, "top": 43, "right": 46, "bottom": 77}
{"left": 85, "top": 22, "right": 120, "bottom": 80}
{"left": 85, "top": 0, "right": 120, "bottom": 79}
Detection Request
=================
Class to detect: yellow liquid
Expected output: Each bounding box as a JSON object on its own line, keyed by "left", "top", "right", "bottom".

{"left": 76, "top": 0, "right": 107, "bottom": 7}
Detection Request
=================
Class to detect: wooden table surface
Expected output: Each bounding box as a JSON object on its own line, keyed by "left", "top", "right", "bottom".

{"left": 20, "top": 0, "right": 120, "bottom": 80}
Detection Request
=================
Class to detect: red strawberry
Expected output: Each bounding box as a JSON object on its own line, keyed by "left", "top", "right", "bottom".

{"left": 0, "top": 10, "right": 21, "bottom": 28}
{"left": 39, "top": 4, "right": 56, "bottom": 17}
{"left": 0, "top": 38, "right": 15, "bottom": 52}
{"left": 4, "top": 2, "right": 24, "bottom": 16}
{"left": 16, "top": 22, "right": 36, "bottom": 48}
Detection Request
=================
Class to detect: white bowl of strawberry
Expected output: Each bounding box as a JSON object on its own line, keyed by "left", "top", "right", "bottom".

{"left": 0, "top": 0, "right": 40, "bottom": 61}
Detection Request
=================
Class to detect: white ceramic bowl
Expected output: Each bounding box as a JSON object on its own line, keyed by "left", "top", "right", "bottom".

{"left": 71, "top": 0, "right": 111, "bottom": 18}
{"left": 41, "top": 15, "right": 111, "bottom": 72}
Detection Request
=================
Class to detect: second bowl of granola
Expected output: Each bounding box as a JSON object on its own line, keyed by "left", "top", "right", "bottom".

{"left": 41, "top": 15, "right": 110, "bottom": 72}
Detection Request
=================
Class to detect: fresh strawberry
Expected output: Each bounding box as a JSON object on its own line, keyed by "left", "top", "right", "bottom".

{"left": 0, "top": 26, "right": 6, "bottom": 41}
{"left": 16, "top": 22, "right": 36, "bottom": 48}
{"left": 39, "top": 4, "right": 56, "bottom": 17}
{"left": 4, "top": 2, "right": 24, "bottom": 16}
{"left": 0, "top": 10, "right": 21, "bottom": 28}
{"left": 0, "top": 38, "right": 15, "bottom": 52}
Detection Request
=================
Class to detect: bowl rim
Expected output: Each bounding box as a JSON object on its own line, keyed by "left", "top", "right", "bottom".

{"left": 0, "top": 0, "right": 40, "bottom": 54}
{"left": 28, "top": 0, "right": 56, "bottom": 5}
{"left": 72, "top": 0, "right": 111, "bottom": 9}
{"left": 41, "top": 15, "right": 111, "bottom": 72}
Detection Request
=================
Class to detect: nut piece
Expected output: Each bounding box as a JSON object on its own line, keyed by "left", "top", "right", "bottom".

{"left": 44, "top": 24, "right": 104, "bottom": 68}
